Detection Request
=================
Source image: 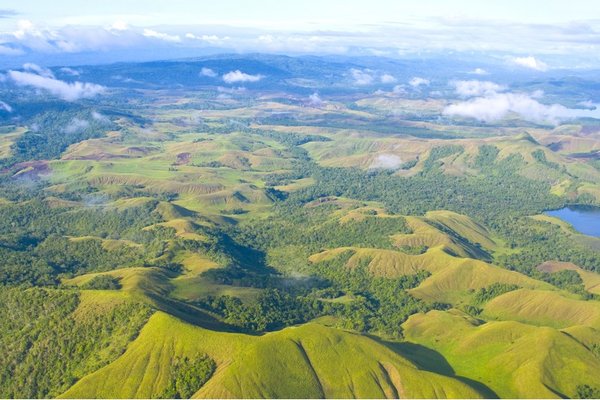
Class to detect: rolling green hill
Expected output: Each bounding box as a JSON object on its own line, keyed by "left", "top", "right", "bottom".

{"left": 61, "top": 312, "right": 486, "bottom": 399}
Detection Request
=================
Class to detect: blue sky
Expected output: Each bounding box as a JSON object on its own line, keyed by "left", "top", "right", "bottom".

{"left": 1, "top": 0, "right": 600, "bottom": 67}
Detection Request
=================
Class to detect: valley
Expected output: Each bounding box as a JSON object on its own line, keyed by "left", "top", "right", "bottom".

{"left": 1, "top": 54, "right": 600, "bottom": 398}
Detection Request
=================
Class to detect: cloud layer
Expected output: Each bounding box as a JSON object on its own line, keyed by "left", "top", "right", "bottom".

{"left": 222, "top": 70, "right": 263, "bottom": 83}
{"left": 409, "top": 77, "right": 430, "bottom": 87}
{"left": 369, "top": 154, "right": 403, "bottom": 169}
{"left": 7, "top": 64, "right": 106, "bottom": 101}
{"left": 510, "top": 56, "right": 548, "bottom": 71}
{"left": 444, "top": 80, "right": 600, "bottom": 125}
{"left": 451, "top": 80, "right": 505, "bottom": 97}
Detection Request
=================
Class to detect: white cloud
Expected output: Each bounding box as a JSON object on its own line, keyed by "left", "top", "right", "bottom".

{"left": 91, "top": 111, "right": 109, "bottom": 122}
{"left": 200, "top": 67, "right": 217, "bottom": 77}
{"left": 380, "top": 73, "right": 396, "bottom": 84}
{"left": 409, "top": 77, "right": 430, "bottom": 87}
{"left": 0, "top": 101, "right": 13, "bottom": 113}
{"left": 579, "top": 100, "right": 595, "bottom": 109}
{"left": 23, "top": 63, "right": 54, "bottom": 78}
{"left": 351, "top": 68, "right": 374, "bottom": 85}
{"left": 443, "top": 92, "right": 587, "bottom": 124}
{"left": 0, "top": 44, "right": 24, "bottom": 56}
{"left": 369, "top": 154, "right": 403, "bottom": 169}
{"left": 217, "top": 86, "right": 246, "bottom": 94}
{"left": 186, "top": 33, "right": 230, "bottom": 44}
{"left": 110, "top": 20, "right": 129, "bottom": 31}
{"left": 530, "top": 89, "right": 544, "bottom": 99}
{"left": 392, "top": 84, "right": 407, "bottom": 95}
{"left": 222, "top": 70, "right": 263, "bottom": 83}
{"left": 510, "top": 56, "right": 548, "bottom": 71}
{"left": 63, "top": 117, "right": 89, "bottom": 134}
{"left": 60, "top": 67, "right": 80, "bottom": 76}
{"left": 307, "top": 92, "right": 323, "bottom": 107}
{"left": 8, "top": 70, "right": 106, "bottom": 101}
{"left": 469, "top": 68, "right": 489, "bottom": 75}
{"left": 142, "top": 29, "right": 181, "bottom": 42}
{"left": 451, "top": 80, "right": 505, "bottom": 97}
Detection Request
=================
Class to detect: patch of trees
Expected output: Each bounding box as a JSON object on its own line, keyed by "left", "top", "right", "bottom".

{"left": 493, "top": 217, "right": 600, "bottom": 277}
{"left": 81, "top": 275, "right": 122, "bottom": 290}
{"left": 200, "top": 289, "right": 321, "bottom": 332}
{"left": 160, "top": 355, "right": 216, "bottom": 399}
{"left": 234, "top": 203, "right": 411, "bottom": 255}
{"left": 473, "top": 283, "right": 520, "bottom": 304}
{"left": 0, "top": 198, "right": 182, "bottom": 285}
{"left": 531, "top": 149, "right": 560, "bottom": 170}
{"left": 473, "top": 145, "right": 500, "bottom": 168}
{"left": 576, "top": 384, "right": 600, "bottom": 399}
{"left": 1, "top": 110, "right": 115, "bottom": 167}
{"left": 0, "top": 287, "right": 152, "bottom": 398}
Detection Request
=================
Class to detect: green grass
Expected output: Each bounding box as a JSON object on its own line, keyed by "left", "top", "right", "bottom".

{"left": 482, "top": 288, "right": 600, "bottom": 329}
{"left": 61, "top": 312, "right": 486, "bottom": 399}
{"left": 403, "top": 309, "right": 600, "bottom": 398}
{"left": 309, "top": 245, "right": 549, "bottom": 305}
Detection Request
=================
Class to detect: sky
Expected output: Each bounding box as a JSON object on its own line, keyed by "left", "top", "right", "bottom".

{"left": 1, "top": 0, "right": 600, "bottom": 67}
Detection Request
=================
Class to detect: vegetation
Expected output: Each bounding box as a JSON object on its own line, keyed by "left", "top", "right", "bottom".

{"left": 1, "top": 55, "right": 600, "bottom": 398}
{"left": 160, "top": 355, "right": 216, "bottom": 399}
{"left": 0, "top": 287, "right": 151, "bottom": 398}
{"left": 81, "top": 275, "right": 122, "bottom": 290}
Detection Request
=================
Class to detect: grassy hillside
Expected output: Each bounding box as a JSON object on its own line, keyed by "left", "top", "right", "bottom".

{"left": 2, "top": 55, "right": 600, "bottom": 399}
{"left": 403, "top": 310, "right": 600, "bottom": 398}
{"left": 61, "top": 312, "right": 486, "bottom": 399}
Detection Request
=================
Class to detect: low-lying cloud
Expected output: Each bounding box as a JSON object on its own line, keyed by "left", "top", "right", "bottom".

{"left": 351, "top": 68, "right": 374, "bottom": 85}
{"left": 444, "top": 90, "right": 600, "bottom": 125}
{"left": 369, "top": 154, "right": 403, "bottom": 169}
{"left": 91, "top": 111, "right": 109, "bottom": 123}
{"left": 469, "top": 68, "right": 488, "bottom": 75}
{"left": 307, "top": 92, "right": 323, "bottom": 107}
{"left": 142, "top": 29, "right": 181, "bottom": 42}
{"left": 0, "top": 100, "right": 12, "bottom": 112}
{"left": 409, "top": 77, "right": 430, "bottom": 87}
{"left": 63, "top": 117, "right": 89, "bottom": 134}
{"left": 451, "top": 80, "right": 505, "bottom": 97}
{"left": 222, "top": 70, "right": 264, "bottom": 83}
{"left": 380, "top": 73, "right": 397, "bottom": 84}
{"left": 510, "top": 56, "right": 548, "bottom": 71}
{"left": 60, "top": 67, "right": 81, "bottom": 76}
{"left": 7, "top": 64, "right": 106, "bottom": 101}
{"left": 200, "top": 67, "right": 217, "bottom": 77}
{"left": 351, "top": 70, "right": 399, "bottom": 86}
{"left": 23, "top": 62, "right": 54, "bottom": 78}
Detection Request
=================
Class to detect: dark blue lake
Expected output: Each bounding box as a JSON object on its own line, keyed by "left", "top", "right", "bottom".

{"left": 545, "top": 205, "right": 600, "bottom": 237}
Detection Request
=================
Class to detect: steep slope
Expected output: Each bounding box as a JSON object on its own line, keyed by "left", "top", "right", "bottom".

{"left": 61, "top": 312, "right": 486, "bottom": 399}
{"left": 403, "top": 310, "right": 600, "bottom": 398}
{"left": 482, "top": 289, "right": 600, "bottom": 329}
{"left": 309, "top": 246, "right": 549, "bottom": 304}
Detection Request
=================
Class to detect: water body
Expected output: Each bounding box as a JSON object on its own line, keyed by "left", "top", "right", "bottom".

{"left": 545, "top": 205, "right": 600, "bottom": 237}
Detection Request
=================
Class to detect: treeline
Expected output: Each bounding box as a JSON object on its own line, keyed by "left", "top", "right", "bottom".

{"left": 160, "top": 355, "right": 216, "bottom": 399}
{"left": 493, "top": 216, "right": 600, "bottom": 276}
{"left": 0, "top": 287, "right": 152, "bottom": 398}
{"left": 0, "top": 199, "right": 166, "bottom": 285}
{"left": 1, "top": 110, "right": 115, "bottom": 167}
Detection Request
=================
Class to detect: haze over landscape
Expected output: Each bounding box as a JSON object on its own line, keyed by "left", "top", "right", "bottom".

{"left": 1, "top": 1, "right": 600, "bottom": 399}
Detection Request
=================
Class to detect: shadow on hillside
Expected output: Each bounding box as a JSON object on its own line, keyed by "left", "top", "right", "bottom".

{"left": 376, "top": 339, "right": 499, "bottom": 398}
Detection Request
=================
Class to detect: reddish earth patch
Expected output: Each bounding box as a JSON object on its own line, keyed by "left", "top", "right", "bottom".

{"left": 580, "top": 125, "right": 600, "bottom": 135}
{"left": 11, "top": 160, "right": 51, "bottom": 179}
{"left": 126, "top": 146, "right": 152, "bottom": 155}
{"left": 175, "top": 152, "right": 191, "bottom": 165}
{"left": 65, "top": 153, "right": 130, "bottom": 161}
{"left": 537, "top": 260, "right": 579, "bottom": 273}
